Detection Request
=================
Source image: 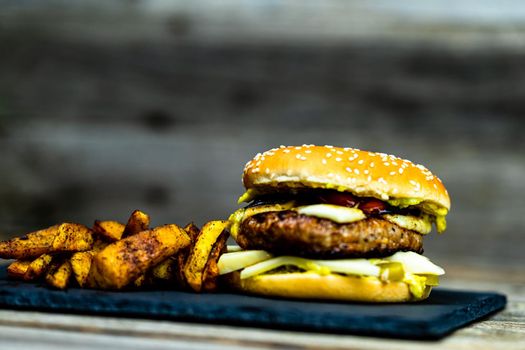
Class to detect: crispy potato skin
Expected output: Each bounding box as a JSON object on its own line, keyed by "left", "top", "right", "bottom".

{"left": 90, "top": 224, "right": 190, "bottom": 289}
{"left": 93, "top": 220, "right": 125, "bottom": 241}
{"left": 122, "top": 210, "right": 150, "bottom": 238}
{"left": 7, "top": 260, "right": 32, "bottom": 279}
{"left": 202, "top": 229, "right": 229, "bottom": 292}
{"left": 52, "top": 223, "right": 94, "bottom": 253}
{"left": 24, "top": 254, "right": 53, "bottom": 281}
{"left": 184, "top": 220, "right": 229, "bottom": 292}
{"left": 0, "top": 225, "right": 60, "bottom": 259}
{"left": 70, "top": 251, "right": 94, "bottom": 287}
{"left": 46, "top": 260, "right": 73, "bottom": 289}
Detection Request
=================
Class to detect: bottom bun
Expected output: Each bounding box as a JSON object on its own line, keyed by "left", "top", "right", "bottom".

{"left": 226, "top": 272, "right": 431, "bottom": 302}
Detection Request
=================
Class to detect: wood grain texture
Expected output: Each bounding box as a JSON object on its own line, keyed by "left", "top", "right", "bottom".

{"left": 1, "top": 1, "right": 524, "bottom": 273}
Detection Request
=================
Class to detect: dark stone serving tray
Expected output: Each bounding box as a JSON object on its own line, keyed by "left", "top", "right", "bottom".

{"left": 0, "top": 267, "right": 506, "bottom": 339}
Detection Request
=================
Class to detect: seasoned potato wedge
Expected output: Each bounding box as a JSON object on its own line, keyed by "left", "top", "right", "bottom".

{"left": 92, "top": 238, "right": 110, "bottom": 252}
{"left": 46, "top": 260, "right": 72, "bottom": 289}
{"left": 122, "top": 210, "right": 150, "bottom": 238}
{"left": 172, "top": 223, "right": 201, "bottom": 289}
{"left": 90, "top": 224, "right": 190, "bottom": 289}
{"left": 151, "top": 256, "right": 177, "bottom": 282}
{"left": 184, "top": 220, "right": 229, "bottom": 292}
{"left": 0, "top": 225, "right": 60, "bottom": 259}
{"left": 7, "top": 260, "right": 32, "bottom": 279}
{"left": 24, "top": 254, "right": 53, "bottom": 281}
{"left": 70, "top": 251, "right": 94, "bottom": 287}
{"left": 133, "top": 274, "right": 153, "bottom": 288}
{"left": 201, "top": 229, "right": 229, "bottom": 292}
{"left": 93, "top": 220, "right": 125, "bottom": 241}
{"left": 183, "top": 222, "right": 201, "bottom": 241}
{"left": 51, "top": 223, "right": 94, "bottom": 253}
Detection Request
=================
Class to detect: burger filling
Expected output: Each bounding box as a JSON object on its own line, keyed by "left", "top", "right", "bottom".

{"left": 226, "top": 189, "right": 447, "bottom": 298}
{"left": 218, "top": 250, "right": 444, "bottom": 299}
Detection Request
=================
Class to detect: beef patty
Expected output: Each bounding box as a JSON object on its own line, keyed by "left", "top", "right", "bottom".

{"left": 237, "top": 210, "right": 424, "bottom": 259}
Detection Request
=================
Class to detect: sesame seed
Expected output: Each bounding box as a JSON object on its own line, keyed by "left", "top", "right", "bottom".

{"left": 325, "top": 145, "right": 333, "bottom": 148}
{"left": 283, "top": 149, "right": 290, "bottom": 153}
{"left": 322, "top": 159, "right": 327, "bottom": 165}
{"left": 328, "top": 173, "right": 334, "bottom": 177}
{"left": 326, "top": 153, "right": 332, "bottom": 158}
{"left": 300, "top": 156, "right": 307, "bottom": 161}
{"left": 305, "top": 150, "right": 312, "bottom": 154}
{"left": 265, "top": 168, "right": 270, "bottom": 174}
{"left": 409, "top": 180, "right": 417, "bottom": 186}
{"left": 336, "top": 151, "right": 343, "bottom": 155}
{"left": 392, "top": 188, "right": 399, "bottom": 194}
{"left": 378, "top": 177, "right": 387, "bottom": 184}
{"left": 279, "top": 145, "right": 286, "bottom": 148}
{"left": 358, "top": 159, "right": 364, "bottom": 165}
{"left": 384, "top": 162, "right": 390, "bottom": 166}
{"left": 389, "top": 171, "right": 396, "bottom": 176}
{"left": 345, "top": 167, "right": 352, "bottom": 172}
{"left": 370, "top": 162, "right": 375, "bottom": 168}
{"left": 296, "top": 154, "right": 302, "bottom": 159}
{"left": 364, "top": 169, "right": 369, "bottom": 175}
{"left": 433, "top": 183, "right": 438, "bottom": 189}
{"left": 354, "top": 169, "right": 360, "bottom": 175}
{"left": 399, "top": 168, "right": 404, "bottom": 174}
{"left": 335, "top": 157, "right": 342, "bottom": 162}
{"left": 367, "top": 175, "right": 372, "bottom": 182}
{"left": 381, "top": 193, "right": 389, "bottom": 200}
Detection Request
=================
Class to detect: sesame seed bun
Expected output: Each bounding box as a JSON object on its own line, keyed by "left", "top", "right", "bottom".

{"left": 243, "top": 145, "right": 450, "bottom": 214}
{"left": 226, "top": 271, "right": 431, "bottom": 302}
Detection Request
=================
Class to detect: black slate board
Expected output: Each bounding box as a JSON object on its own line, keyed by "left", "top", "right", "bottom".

{"left": 0, "top": 268, "right": 506, "bottom": 340}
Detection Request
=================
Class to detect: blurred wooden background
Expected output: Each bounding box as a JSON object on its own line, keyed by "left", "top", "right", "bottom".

{"left": 0, "top": 0, "right": 524, "bottom": 273}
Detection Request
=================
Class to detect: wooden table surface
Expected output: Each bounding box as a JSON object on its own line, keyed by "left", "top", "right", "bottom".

{"left": 0, "top": 265, "right": 523, "bottom": 350}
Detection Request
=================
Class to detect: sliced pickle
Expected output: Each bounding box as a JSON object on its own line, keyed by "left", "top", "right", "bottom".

{"left": 421, "top": 274, "right": 439, "bottom": 286}
{"left": 378, "top": 262, "right": 405, "bottom": 281}
{"left": 228, "top": 201, "right": 295, "bottom": 239}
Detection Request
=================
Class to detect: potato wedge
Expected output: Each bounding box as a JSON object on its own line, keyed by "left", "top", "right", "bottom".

{"left": 7, "top": 260, "right": 32, "bottom": 279}
{"left": 93, "top": 238, "right": 109, "bottom": 252}
{"left": 70, "top": 251, "right": 94, "bottom": 287}
{"left": 184, "top": 220, "right": 229, "bottom": 292}
{"left": 183, "top": 222, "right": 201, "bottom": 241}
{"left": 151, "top": 257, "right": 177, "bottom": 282}
{"left": 202, "top": 229, "right": 229, "bottom": 292}
{"left": 90, "top": 224, "right": 190, "bottom": 289}
{"left": 172, "top": 223, "right": 201, "bottom": 289}
{"left": 93, "top": 220, "right": 125, "bottom": 241}
{"left": 46, "top": 260, "right": 72, "bottom": 289}
{"left": 133, "top": 274, "right": 153, "bottom": 288}
{"left": 0, "top": 225, "right": 60, "bottom": 259}
{"left": 24, "top": 254, "right": 53, "bottom": 281}
{"left": 122, "top": 210, "right": 150, "bottom": 238}
{"left": 51, "top": 223, "right": 94, "bottom": 253}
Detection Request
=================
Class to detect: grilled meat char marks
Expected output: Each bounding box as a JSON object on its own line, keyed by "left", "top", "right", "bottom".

{"left": 237, "top": 210, "right": 424, "bottom": 259}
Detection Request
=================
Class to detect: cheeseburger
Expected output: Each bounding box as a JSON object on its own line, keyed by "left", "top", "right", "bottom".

{"left": 218, "top": 145, "right": 450, "bottom": 302}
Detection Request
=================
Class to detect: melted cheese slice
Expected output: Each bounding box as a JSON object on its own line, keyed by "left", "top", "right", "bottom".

{"left": 297, "top": 204, "right": 366, "bottom": 224}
